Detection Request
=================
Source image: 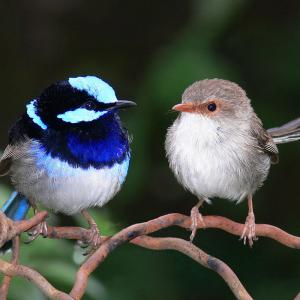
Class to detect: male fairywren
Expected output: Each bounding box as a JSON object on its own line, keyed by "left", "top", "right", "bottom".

{"left": 166, "top": 79, "right": 300, "bottom": 245}
{"left": 0, "top": 75, "right": 136, "bottom": 250}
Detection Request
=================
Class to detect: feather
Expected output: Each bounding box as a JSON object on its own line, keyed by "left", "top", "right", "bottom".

{"left": 0, "top": 144, "right": 25, "bottom": 176}
{"left": 0, "top": 145, "right": 14, "bottom": 176}
{"left": 0, "top": 191, "right": 30, "bottom": 252}
{"left": 250, "top": 114, "right": 279, "bottom": 164}
{"left": 268, "top": 117, "right": 300, "bottom": 144}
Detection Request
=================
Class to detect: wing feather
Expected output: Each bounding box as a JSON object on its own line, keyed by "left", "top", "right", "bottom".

{"left": 0, "top": 145, "right": 15, "bottom": 176}
{"left": 251, "top": 114, "right": 279, "bottom": 164}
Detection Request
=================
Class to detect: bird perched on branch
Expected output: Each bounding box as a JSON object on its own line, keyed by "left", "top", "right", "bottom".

{"left": 0, "top": 75, "right": 136, "bottom": 251}
{"left": 165, "top": 79, "right": 300, "bottom": 246}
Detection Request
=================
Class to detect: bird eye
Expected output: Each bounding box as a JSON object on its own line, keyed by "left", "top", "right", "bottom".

{"left": 207, "top": 102, "right": 217, "bottom": 112}
{"left": 82, "top": 101, "right": 96, "bottom": 110}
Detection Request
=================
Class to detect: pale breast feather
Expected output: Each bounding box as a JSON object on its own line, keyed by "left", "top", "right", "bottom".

{"left": 166, "top": 113, "right": 271, "bottom": 203}
{"left": 9, "top": 140, "right": 130, "bottom": 215}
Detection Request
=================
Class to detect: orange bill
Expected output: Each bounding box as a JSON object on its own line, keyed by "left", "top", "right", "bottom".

{"left": 172, "top": 102, "right": 194, "bottom": 113}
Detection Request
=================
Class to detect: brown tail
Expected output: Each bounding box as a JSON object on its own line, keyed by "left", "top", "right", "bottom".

{"left": 267, "top": 117, "right": 300, "bottom": 144}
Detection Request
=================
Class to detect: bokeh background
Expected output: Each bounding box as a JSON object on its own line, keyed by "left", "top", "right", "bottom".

{"left": 0, "top": 0, "right": 300, "bottom": 299}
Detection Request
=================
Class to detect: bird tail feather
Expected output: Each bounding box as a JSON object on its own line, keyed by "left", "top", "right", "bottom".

{"left": 267, "top": 117, "right": 300, "bottom": 144}
{"left": 0, "top": 191, "right": 31, "bottom": 252}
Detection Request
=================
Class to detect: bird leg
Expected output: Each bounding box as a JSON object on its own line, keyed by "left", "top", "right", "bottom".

{"left": 80, "top": 209, "right": 101, "bottom": 254}
{"left": 190, "top": 199, "right": 205, "bottom": 242}
{"left": 26, "top": 221, "right": 48, "bottom": 243}
{"left": 26, "top": 203, "right": 48, "bottom": 243}
{"left": 240, "top": 195, "right": 257, "bottom": 247}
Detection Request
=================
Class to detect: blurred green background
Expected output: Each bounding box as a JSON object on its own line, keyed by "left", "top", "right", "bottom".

{"left": 0, "top": 0, "right": 300, "bottom": 299}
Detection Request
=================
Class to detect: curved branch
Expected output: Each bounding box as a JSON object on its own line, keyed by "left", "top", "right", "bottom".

{"left": 70, "top": 213, "right": 300, "bottom": 299}
{"left": 132, "top": 236, "right": 253, "bottom": 300}
{"left": 0, "top": 211, "right": 48, "bottom": 248}
{"left": 2, "top": 211, "right": 299, "bottom": 252}
{"left": 0, "top": 259, "right": 71, "bottom": 300}
{"left": 203, "top": 215, "right": 300, "bottom": 249}
{"left": 0, "top": 236, "right": 20, "bottom": 300}
{"left": 45, "top": 213, "right": 300, "bottom": 249}
{"left": 0, "top": 212, "right": 298, "bottom": 299}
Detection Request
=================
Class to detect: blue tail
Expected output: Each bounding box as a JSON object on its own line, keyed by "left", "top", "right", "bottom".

{"left": 1, "top": 191, "right": 31, "bottom": 251}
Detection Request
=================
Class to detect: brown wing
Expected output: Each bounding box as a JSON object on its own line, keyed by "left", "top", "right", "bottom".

{"left": 0, "top": 145, "right": 14, "bottom": 176}
{"left": 262, "top": 137, "right": 279, "bottom": 164}
{"left": 0, "top": 144, "right": 24, "bottom": 176}
{"left": 251, "top": 114, "right": 279, "bottom": 164}
{"left": 0, "top": 115, "right": 32, "bottom": 176}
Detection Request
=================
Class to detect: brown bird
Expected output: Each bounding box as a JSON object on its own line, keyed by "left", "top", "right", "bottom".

{"left": 165, "top": 79, "right": 300, "bottom": 246}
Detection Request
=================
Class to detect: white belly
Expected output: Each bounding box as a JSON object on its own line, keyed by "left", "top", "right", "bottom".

{"left": 166, "top": 114, "right": 270, "bottom": 203}
{"left": 10, "top": 140, "right": 129, "bottom": 215}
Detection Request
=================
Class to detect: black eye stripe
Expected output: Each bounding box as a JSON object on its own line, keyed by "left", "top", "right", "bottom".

{"left": 82, "top": 101, "right": 96, "bottom": 110}
{"left": 98, "top": 102, "right": 116, "bottom": 109}
{"left": 81, "top": 101, "right": 116, "bottom": 110}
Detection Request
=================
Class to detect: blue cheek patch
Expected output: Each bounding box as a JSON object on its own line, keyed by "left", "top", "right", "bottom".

{"left": 69, "top": 76, "right": 117, "bottom": 104}
{"left": 57, "top": 107, "right": 107, "bottom": 123}
{"left": 26, "top": 100, "right": 48, "bottom": 130}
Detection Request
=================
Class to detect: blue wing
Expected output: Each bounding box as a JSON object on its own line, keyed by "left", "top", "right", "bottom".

{"left": 1, "top": 191, "right": 31, "bottom": 252}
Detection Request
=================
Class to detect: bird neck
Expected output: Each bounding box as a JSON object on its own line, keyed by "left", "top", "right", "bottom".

{"left": 42, "top": 113, "right": 130, "bottom": 169}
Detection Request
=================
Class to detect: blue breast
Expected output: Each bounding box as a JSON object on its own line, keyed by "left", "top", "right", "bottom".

{"left": 66, "top": 129, "right": 128, "bottom": 167}
{"left": 42, "top": 113, "right": 130, "bottom": 169}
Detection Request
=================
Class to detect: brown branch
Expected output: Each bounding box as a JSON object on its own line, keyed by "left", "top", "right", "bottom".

{"left": 132, "top": 236, "right": 253, "bottom": 300}
{"left": 0, "top": 211, "right": 48, "bottom": 248}
{"left": 46, "top": 225, "right": 89, "bottom": 242}
{"left": 0, "top": 212, "right": 298, "bottom": 299}
{"left": 0, "top": 258, "right": 71, "bottom": 300}
{"left": 70, "top": 213, "right": 300, "bottom": 299}
{"left": 203, "top": 215, "right": 300, "bottom": 249}
{"left": 0, "top": 236, "right": 20, "bottom": 300}
{"left": 45, "top": 213, "right": 300, "bottom": 249}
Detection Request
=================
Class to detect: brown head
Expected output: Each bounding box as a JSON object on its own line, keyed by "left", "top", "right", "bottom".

{"left": 173, "top": 79, "right": 253, "bottom": 123}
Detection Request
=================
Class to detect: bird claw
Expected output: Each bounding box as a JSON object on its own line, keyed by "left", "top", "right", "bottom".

{"left": 190, "top": 205, "right": 206, "bottom": 242}
{"left": 240, "top": 212, "right": 257, "bottom": 247}
{"left": 80, "top": 224, "right": 101, "bottom": 256}
{"left": 25, "top": 221, "right": 48, "bottom": 243}
{"left": 77, "top": 240, "right": 89, "bottom": 249}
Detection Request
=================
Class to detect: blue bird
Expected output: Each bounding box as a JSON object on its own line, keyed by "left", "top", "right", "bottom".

{"left": 0, "top": 75, "right": 136, "bottom": 251}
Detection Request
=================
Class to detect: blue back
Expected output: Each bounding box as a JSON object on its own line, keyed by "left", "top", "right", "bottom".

{"left": 1, "top": 191, "right": 30, "bottom": 252}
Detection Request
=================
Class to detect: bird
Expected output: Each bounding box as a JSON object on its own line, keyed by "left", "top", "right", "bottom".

{"left": 165, "top": 79, "right": 300, "bottom": 246}
{"left": 0, "top": 75, "right": 136, "bottom": 251}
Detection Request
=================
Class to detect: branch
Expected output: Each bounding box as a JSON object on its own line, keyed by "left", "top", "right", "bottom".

{"left": 0, "top": 259, "right": 71, "bottom": 300}
{"left": 45, "top": 213, "right": 300, "bottom": 249}
{"left": 0, "top": 211, "right": 48, "bottom": 248}
{"left": 70, "top": 213, "right": 300, "bottom": 299}
{"left": 0, "top": 212, "right": 299, "bottom": 299}
{"left": 132, "top": 236, "right": 253, "bottom": 300}
{"left": 0, "top": 236, "right": 20, "bottom": 300}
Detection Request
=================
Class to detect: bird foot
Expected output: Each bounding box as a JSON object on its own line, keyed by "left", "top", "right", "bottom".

{"left": 26, "top": 221, "right": 48, "bottom": 243}
{"left": 190, "top": 205, "right": 206, "bottom": 242}
{"left": 240, "top": 212, "right": 257, "bottom": 247}
{"left": 79, "top": 209, "right": 102, "bottom": 255}
{"left": 78, "top": 223, "right": 101, "bottom": 255}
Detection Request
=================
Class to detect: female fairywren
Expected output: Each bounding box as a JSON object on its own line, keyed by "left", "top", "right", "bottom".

{"left": 166, "top": 79, "right": 300, "bottom": 245}
{"left": 0, "top": 75, "right": 136, "bottom": 250}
